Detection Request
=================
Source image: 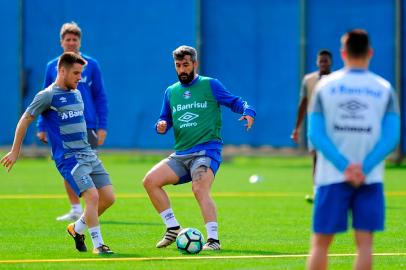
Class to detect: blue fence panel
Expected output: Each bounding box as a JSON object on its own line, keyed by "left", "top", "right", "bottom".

{"left": 202, "top": 0, "right": 300, "bottom": 147}
{"left": 23, "top": 0, "right": 196, "bottom": 148}
{"left": 0, "top": 2, "right": 20, "bottom": 145}
{"left": 402, "top": 0, "right": 406, "bottom": 154}
{"left": 306, "top": 0, "right": 395, "bottom": 84}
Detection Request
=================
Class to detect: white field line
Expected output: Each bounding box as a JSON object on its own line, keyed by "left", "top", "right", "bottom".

{"left": 1, "top": 253, "right": 406, "bottom": 264}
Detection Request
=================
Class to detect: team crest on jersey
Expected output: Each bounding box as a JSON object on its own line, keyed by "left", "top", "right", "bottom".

{"left": 183, "top": 91, "right": 192, "bottom": 99}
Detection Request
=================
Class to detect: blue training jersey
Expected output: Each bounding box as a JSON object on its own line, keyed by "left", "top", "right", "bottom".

{"left": 37, "top": 53, "right": 108, "bottom": 131}
{"left": 27, "top": 83, "right": 94, "bottom": 164}
{"left": 157, "top": 75, "right": 256, "bottom": 154}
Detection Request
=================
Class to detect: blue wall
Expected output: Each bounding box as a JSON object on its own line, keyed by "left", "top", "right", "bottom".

{"left": 0, "top": 0, "right": 402, "bottom": 150}
{"left": 202, "top": 0, "right": 300, "bottom": 147}
{"left": 402, "top": 0, "right": 406, "bottom": 154}
{"left": 0, "top": 1, "right": 20, "bottom": 145}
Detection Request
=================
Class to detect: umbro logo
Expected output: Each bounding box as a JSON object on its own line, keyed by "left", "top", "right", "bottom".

{"left": 59, "top": 96, "right": 67, "bottom": 103}
{"left": 178, "top": 112, "right": 199, "bottom": 122}
{"left": 339, "top": 100, "right": 367, "bottom": 115}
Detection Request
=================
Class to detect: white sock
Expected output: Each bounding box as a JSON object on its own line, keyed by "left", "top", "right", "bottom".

{"left": 206, "top": 222, "right": 218, "bottom": 240}
{"left": 74, "top": 214, "right": 87, "bottom": 235}
{"left": 88, "top": 226, "right": 104, "bottom": 249}
{"left": 159, "top": 208, "right": 180, "bottom": 228}
{"left": 71, "top": 204, "right": 83, "bottom": 213}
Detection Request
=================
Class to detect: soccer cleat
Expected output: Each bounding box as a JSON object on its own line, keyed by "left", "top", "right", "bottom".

{"left": 202, "top": 238, "right": 221, "bottom": 251}
{"left": 67, "top": 223, "right": 87, "bottom": 252}
{"left": 56, "top": 210, "right": 83, "bottom": 222}
{"left": 305, "top": 194, "right": 314, "bottom": 203}
{"left": 93, "top": 244, "right": 114, "bottom": 255}
{"left": 156, "top": 226, "right": 182, "bottom": 248}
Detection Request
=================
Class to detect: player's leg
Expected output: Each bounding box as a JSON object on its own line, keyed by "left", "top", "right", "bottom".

{"left": 307, "top": 233, "right": 334, "bottom": 270}
{"left": 191, "top": 165, "right": 220, "bottom": 250}
{"left": 353, "top": 231, "right": 373, "bottom": 270}
{"left": 67, "top": 157, "right": 113, "bottom": 254}
{"left": 309, "top": 183, "right": 352, "bottom": 268}
{"left": 143, "top": 158, "right": 182, "bottom": 248}
{"left": 351, "top": 183, "right": 384, "bottom": 270}
{"left": 56, "top": 180, "right": 83, "bottom": 221}
{"left": 305, "top": 151, "right": 317, "bottom": 203}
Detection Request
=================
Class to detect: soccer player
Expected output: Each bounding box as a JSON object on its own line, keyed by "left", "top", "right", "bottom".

{"left": 1, "top": 52, "right": 115, "bottom": 255}
{"left": 143, "top": 45, "right": 256, "bottom": 251}
{"left": 37, "top": 22, "right": 109, "bottom": 222}
{"left": 291, "top": 49, "right": 332, "bottom": 203}
{"left": 307, "top": 29, "right": 400, "bottom": 270}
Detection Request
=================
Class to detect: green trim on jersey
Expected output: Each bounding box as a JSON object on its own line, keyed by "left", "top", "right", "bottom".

{"left": 168, "top": 76, "right": 221, "bottom": 151}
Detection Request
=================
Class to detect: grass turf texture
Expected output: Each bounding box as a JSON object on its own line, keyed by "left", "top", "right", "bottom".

{"left": 0, "top": 153, "right": 405, "bottom": 269}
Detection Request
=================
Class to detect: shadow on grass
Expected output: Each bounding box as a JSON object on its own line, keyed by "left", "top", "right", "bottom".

{"left": 100, "top": 220, "right": 161, "bottom": 226}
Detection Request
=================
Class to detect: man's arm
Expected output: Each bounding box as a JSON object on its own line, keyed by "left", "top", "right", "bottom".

{"left": 91, "top": 60, "right": 109, "bottom": 145}
{"left": 362, "top": 91, "right": 401, "bottom": 174}
{"left": 1, "top": 113, "right": 35, "bottom": 172}
{"left": 155, "top": 88, "right": 173, "bottom": 134}
{"left": 37, "top": 62, "right": 54, "bottom": 140}
{"left": 291, "top": 96, "right": 307, "bottom": 143}
{"left": 291, "top": 79, "right": 308, "bottom": 143}
{"left": 209, "top": 79, "right": 255, "bottom": 130}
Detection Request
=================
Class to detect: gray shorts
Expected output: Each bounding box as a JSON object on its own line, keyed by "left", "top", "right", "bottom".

{"left": 166, "top": 149, "right": 221, "bottom": 185}
{"left": 59, "top": 153, "right": 112, "bottom": 196}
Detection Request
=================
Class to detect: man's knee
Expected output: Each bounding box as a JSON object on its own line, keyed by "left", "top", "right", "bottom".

{"left": 82, "top": 188, "right": 99, "bottom": 206}
{"left": 143, "top": 171, "right": 160, "bottom": 190}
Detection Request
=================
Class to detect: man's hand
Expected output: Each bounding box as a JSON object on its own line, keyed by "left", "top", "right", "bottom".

{"left": 1, "top": 151, "right": 19, "bottom": 172}
{"left": 156, "top": 120, "right": 167, "bottom": 134}
{"left": 36, "top": 131, "right": 48, "bottom": 144}
{"left": 290, "top": 129, "right": 299, "bottom": 143}
{"left": 239, "top": 115, "right": 254, "bottom": 131}
{"left": 97, "top": 129, "right": 107, "bottom": 146}
{"left": 344, "top": 163, "right": 365, "bottom": 188}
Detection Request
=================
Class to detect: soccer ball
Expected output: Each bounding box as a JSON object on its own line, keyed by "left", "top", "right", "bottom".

{"left": 176, "top": 228, "right": 205, "bottom": 254}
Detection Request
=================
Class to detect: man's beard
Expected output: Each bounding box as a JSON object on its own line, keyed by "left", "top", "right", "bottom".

{"left": 178, "top": 70, "right": 195, "bottom": 84}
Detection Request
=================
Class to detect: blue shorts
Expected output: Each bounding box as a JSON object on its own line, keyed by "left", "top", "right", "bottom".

{"left": 56, "top": 153, "right": 111, "bottom": 197}
{"left": 166, "top": 149, "right": 221, "bottom": 185}
{"left": 313, "top": 182, "right": 384, "bottom": 234}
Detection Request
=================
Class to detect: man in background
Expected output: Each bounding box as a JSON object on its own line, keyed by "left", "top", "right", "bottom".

{"left": 307, "top": 29, "right": 400, "bottom": 270}
{"left": 291, "top": 49, "right": 332, "bottom": 202}
{"left": 37, "top": 22, "right": 109, "bottom": 221}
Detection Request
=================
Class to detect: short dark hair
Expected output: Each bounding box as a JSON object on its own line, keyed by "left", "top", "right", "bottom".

{"left": 173, "top": 45, "right": 197, "bottom": 62}
{"left": 57, "top": 52, "right": 87, "bottom": 70}
{"left": 318, "top": 49, "right": 332, "bottom": 59}
{"left": 341, "top": 29, "right": 370, "bottom": 58}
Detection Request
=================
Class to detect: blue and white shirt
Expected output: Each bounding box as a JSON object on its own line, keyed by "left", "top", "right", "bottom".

{"left": 308, "top": 68, "right": 400, "bottom": 187}
{"left": 26, "top": 83, "right": 94, "bottom": 164}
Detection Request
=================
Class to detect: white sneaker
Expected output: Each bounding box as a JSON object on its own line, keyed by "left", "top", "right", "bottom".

{"left": 156, "top": 227, "right": 182, "bottom": 248}
{"left": 56, "top": 210, "right": 82, "bottom": 222}
{"left": 202, "top": 239, "right": 221, "bottom": 250}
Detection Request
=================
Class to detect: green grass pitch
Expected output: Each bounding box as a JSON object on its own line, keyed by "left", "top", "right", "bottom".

{"left": 0, "top": 152, "right": 405, "bottom": 269}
